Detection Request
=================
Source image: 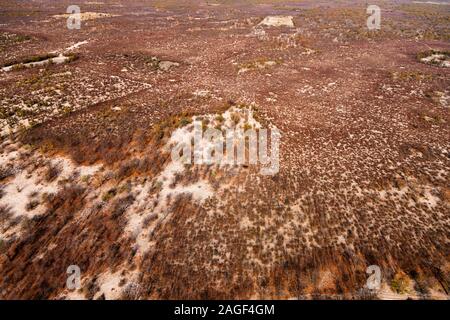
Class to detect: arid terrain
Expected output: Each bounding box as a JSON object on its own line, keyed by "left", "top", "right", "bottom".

{"left": 0, "top": 0, "right": 449, "bottom": 300}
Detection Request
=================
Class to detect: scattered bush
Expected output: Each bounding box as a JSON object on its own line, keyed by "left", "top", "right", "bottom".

{"left": 202, "top": 118, "right": 210, "bottom": 132}
{"left": 116, "top": 159, "right": 140, "bottom": 180}
{"left": 120, "top": 282, "right": 142, "bottom": 300}
{"left": 45, "top": 164, "right": 61, "bottom": 182}
{"left": 26, "top": 199, "right": 40, "bottom": 211}
{"left": 152, "top": 114, "right": 194, "bottom": 141}
{"left": 391, "top": 272, "right": 410, "bottom": 294}
{"left": 0, "top": 167, "right": 14, "bottom": 181}
{"left": 11, "top": 63, "right": 25, "bottom": 71}
{"left": 231, "top": 112, "right": 241, "bottom": 125}
{"left": 66, "top": 53, "right": 79, "bottom": 63}
{"left": 417, "top": 49, "right": 449, "bottom": 61}
{"left": 110, "top": 195, "right": 134, "bottom": 219}
{"left": 179, "top": 117, "right": 192, "bottom": 127}
{"left": 102, "top": 188, "right": 117, "bottom": 202}
{"left": 215, "top": 115, "right": 225, "bottom": 123}
{"left": 80, "top": 175, "right": 91, "bottom": 183}
{"left": 142, "top": 213, "right": 158, "bottom": 228}
{"left": 0, "top": 204, "right": 12, "bottom": 223}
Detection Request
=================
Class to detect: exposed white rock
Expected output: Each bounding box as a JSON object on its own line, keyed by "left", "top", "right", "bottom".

{"left": 259, "top": 16, "right": 294, "bottom": 28}
{"left": 420, "top": 53, "right": 450, "bottom": 68}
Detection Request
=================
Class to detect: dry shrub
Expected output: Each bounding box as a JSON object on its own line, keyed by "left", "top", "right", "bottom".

{"left": 0, "top": 204, "right": 12, "bottom": 223}
{"left": 46, "top": 184, "right": 85, "bottom": 213}
{"left": 83, "top": 277, "right": 100, "bottom": 300}
{"left": 0, "top": 166, "right": 14, "bottom": 181}
{"left": 120, "top": 282, "right": 142, "bottom": 300}
{"left": 411, "top": 272, "right": 431, "bottom": 297}
{"left": 102, "top": 188, "right": 117, "bottom": 202}
{"left": 231, "top": 112, "right": 240, "bottom": 125}
{"left": 25, "top": 199, "right": 39, "bottom": 211}
{"left": 390, "top": 272, "right": 410, "bottom": 294}
{"left": 110, "top": 195, "right": 135, "bottom": 220}
{"left": 116, "top": 159, "right": 141, "bottom": 180}
{"left": 142, "top": 213, "right": 158, "bottom": 228}
{"left": 0, "top": 182, "right": 136, "bottom": 299}
{"left": 45, "top": 163, "right": 61, "bottom": 182}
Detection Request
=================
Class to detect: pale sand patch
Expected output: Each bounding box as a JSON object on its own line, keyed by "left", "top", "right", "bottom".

{"left": 64, "top": 40, "right": 89, "bottom": 52}
{"left": 259, "top": 16, "right": 294, "bottom": 28}
{"left": 0, "top": 152, "right": 101, "bottom": 221}
{"left": 156, "top": 160, "right": 213, "bottom": 204}
{"left": 60, "top": 269, "right": 139, "bottom": 300}
{"left": 158, "top": 60, "right": 180, "bottom": 71}
{"left": 421, "top": 53, "right": 450, "bottom": 68}
{"left": 413, "top": 1, "right": 450, "bottom": 5}
{"left": 238, "top": 60, "right": 277, "bottom": 74}
{"left": 53, "top": 12, "right": 118, "bottom": 21}
{"left": 0, "top": 170, "right": 59, "bottom": 218}
{"left": 94, "top": 271, "right": 123, "bottom": 299}
{"left": 434, "top": 91, "right": 449, "bottom": 108}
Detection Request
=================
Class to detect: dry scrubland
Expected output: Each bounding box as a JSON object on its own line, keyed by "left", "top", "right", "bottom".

{"left": 0, "top": 0, "right": 449, "bottom": 299}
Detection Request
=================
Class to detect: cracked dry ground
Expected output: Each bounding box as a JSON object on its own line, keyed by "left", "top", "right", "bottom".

{"left": 0, "top": 0, "right": 449, "bottom": 299}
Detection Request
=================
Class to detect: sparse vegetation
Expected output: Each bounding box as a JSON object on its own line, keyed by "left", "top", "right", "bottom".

{"left": 44, "top": 164, "right": 61, "bottom": 182}
{"left": 215, "top": 115, "right": 225, "bottom": 123}
{"left": 152, "top": 113, "right": 194, "bottom": 141}
{"left": 179, "top": 117, "right": 192, "bottom": 127}
{"left": 0, "top": 0, "right": 448, "bottom": 301}
{"left": 102, "top": 188, "right": 117, "bottom": 202}
{"left": 231, "top": 112, "right": 241, "bottom": 125}
{"left": 391, "top": 273, "right": 410, "bottom": 294}
{"left": 25, "top": 199, "right": 39, "bottom": 211}
{"left": 66, "top": 53, "right": 79, "bottom": 63}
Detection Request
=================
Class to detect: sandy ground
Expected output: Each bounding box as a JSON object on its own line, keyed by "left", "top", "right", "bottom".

{"left": 0, "top": 0, "right": 448, "bottom": 300}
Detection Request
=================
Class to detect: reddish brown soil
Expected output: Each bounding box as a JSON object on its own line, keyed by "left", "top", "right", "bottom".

{"left": 0, "top": 0, "right": 448, "bottom": 299}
